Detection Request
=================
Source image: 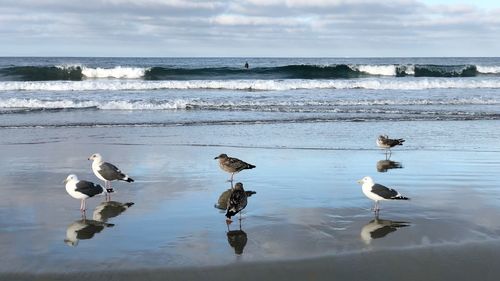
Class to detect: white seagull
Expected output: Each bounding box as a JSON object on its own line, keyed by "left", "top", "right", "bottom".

{"left": 88, "top": 153, "right": 134, "bottom": 198}
{"left": 357, "top": 176, "right": 409, "bottom": 212}
{"left": 64, "top": 174, "right": 113, "bottom": 212}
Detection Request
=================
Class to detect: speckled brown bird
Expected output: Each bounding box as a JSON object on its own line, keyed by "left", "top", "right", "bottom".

{"left": 214, "top": 154, "right": 255, "bottom": 182}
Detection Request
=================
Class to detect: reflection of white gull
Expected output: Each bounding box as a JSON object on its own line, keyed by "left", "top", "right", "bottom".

{"left": 64, "top": 174, "right": 113, "bottom": 212}
{"left": 88, "top": 153, "right": 134, "bottom": 199}
{"left": 361, "top": 216, "right": 410, "bottom": 245}
{"left": 214, "top": 154, "right": 255, "bottom": 183}
{"left": 357, "top": 176, "right": 409, "bottom": 212}
{"left": 64, "top": 218, "right": 114, "bottom": 247}
{"left": 92, "top": 201, "right": 134, "bottom": 222}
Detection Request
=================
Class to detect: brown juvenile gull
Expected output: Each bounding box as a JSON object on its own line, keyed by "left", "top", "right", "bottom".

{"left": 226, "top": 182, "right": 248, "bottom": 224}
{"left": 88, "top": 153, "right": 134, "bottom": 199}
{"left": 357, "top": 176, "right": 409, "bottom": 213}
{"left": 214, "top": 154, "right": 255, "bottom": 182}
{"left": 376, "top": 135, "right": 405, "bottom": 156}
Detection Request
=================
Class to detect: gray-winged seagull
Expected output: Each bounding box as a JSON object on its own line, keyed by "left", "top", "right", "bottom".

{"left": 357, "top": 176, "right": 409, "bottom": 212}
{"left": 88, "top": 153, "right": 134, "bottom": 198}
{"left": 64, "top": 174, "right": 113, "bottom": 212}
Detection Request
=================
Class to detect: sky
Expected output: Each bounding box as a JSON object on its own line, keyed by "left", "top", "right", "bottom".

{"left": 0, "top": 0, "right": 499, "bottom": 57}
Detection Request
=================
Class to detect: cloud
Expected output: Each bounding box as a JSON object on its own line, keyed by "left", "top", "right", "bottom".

{"left": 0, "top": 0, "right": 499, "bottom": 56}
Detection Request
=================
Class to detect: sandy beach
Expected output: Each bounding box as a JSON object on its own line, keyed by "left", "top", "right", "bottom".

{"left": 1, "top": 118, "right": 500, "bottom": 280}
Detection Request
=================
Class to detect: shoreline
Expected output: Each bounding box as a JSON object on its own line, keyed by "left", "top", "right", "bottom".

{"left": 3, "top": 240, "right": 500, "bottom": 281}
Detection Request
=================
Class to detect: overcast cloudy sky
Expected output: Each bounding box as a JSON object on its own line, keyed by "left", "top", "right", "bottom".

{"left": 1, "top": 0, "right": 499, "bottom": 57}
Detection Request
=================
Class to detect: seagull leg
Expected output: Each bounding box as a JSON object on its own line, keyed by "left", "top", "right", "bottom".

{"left": 106, "top": 181, "right": 112, "bottom": 201}
{"left": 227, "top": 173, "right": 234, "bottom": 183}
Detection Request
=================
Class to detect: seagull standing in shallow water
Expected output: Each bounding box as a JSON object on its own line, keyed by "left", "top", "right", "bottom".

{"left": 376, "top": 135, "right": 405, "bottom": 157}
{"left": 357, "top": 176, "right": 409, "bottom": 213}
{"left": 215, "top": 154, "right": 255, "bottom": 183}
{"left": 226, "top": 182, "right": 248, "bottom": 224}
{"left": 88, "top": 153, "right": 134, "bottom": 199}
{"left": 64, "top": 174, "right": 113, "bottom": 213}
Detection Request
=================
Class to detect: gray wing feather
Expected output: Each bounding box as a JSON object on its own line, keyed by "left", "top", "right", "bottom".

{"left": 99, "top": 162, "right": 126, "bottom": 180}
{"left": 75, "top": 180, "right": 103, "bottom": 197}
{"left": 371, "top": 184, "right": 399, "bottom": 199}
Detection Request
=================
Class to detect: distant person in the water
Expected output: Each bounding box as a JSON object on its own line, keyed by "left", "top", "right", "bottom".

{"left": 244, "top": 62, "right": 249, "bottom": 69}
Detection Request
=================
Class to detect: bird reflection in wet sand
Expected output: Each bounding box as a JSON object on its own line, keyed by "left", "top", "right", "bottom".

{"left": 227, "top": 227, "right": 248, "bottom": 255}
{"left": 64, "top": 215, "right": 114, "bottom": 247}
{"left": 376, "top": 159, "right": 403, "bottom": 173}
{"left": 361, "top": 214, "right": 410, "bottom": 245}
{"left": 93, "top": 201, "right": 134, "bottom": 222}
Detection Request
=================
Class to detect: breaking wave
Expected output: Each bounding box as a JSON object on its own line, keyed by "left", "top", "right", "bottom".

{"left": 1, "top": 64, "right": 500, "bottom": 81}
{"left": 1, "top": 97, "right": 497, "bottom": 112}
{"left": 2, "top": 78, "right": 500, "bottom": 91}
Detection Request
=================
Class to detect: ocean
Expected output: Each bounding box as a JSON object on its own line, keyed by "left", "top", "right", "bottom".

{"left": 1, "top": 57, "right": 500, "bottom": 129}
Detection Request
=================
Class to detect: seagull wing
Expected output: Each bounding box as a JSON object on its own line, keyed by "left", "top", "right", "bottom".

{"left": 225, "top": 157, "right": 255, "bottom": 171}
{"left": 99, "top": 162, "right": 126, "bottom": 180}
{"left": 75, "top": 180, "right": 104, "bottom": 197}
{"left": 371, "top": 183, "right": 399, "bottom": 199}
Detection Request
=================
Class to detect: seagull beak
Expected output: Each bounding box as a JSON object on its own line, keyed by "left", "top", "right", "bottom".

{"left": 214, "top": 156, "right": 219, "bottom": 159}
{"left": 356, "top": 179, "right": 363, "bottom": 184}
{"left": 63, "top": 178, "right": 68, "bottom": 184}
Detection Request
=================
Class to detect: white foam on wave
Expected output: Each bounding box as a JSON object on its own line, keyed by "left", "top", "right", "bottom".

{"left": 355, "top": 65, "right": 396, "bottom": 76}
{"left": 1, "top": 96, "right": 497, "bottom": 111}
{"left": 476, "top": 66, "right": 500, "bottom": 74}
{"left": 81, "top": 66, "right": 146, "bottom": 79}
{"left": 2, "top": 78, "right": 500, "bottom": 91}
{"left": 56, "top": 64, "right": 147, "bottom": 79}
{"left": 0, "top": 98, "right": 190, "bottom": 110}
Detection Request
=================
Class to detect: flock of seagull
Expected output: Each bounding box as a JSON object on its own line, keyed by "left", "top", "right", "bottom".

{"left": 64, "top": 135, "right": 409, "bottom": 224}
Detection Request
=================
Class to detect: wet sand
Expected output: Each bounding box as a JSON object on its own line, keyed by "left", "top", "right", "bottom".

{"left": 1, "top": 120, "right": 500, "bottom": 279}
{"left": 4, "top": 241, "right": 500, "bottom": 281}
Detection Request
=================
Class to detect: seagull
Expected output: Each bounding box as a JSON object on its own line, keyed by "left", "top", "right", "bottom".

{"left": 88, "top": 153, "right": 134, "bottom": 199}
{"left": 64, "top": 174, "right": 113, "bottom": 212}
{"left": 214, "top": 154, "right": 255, "bottom": 182}
{"left": 356, "top": 176, "right": 409, "bottom": 212}
{"left": 376, "top": 135, "right": 405, "bottom": 156}
{"left": 226, "top": 182, "right": 248, "bottom": 224}
{"left": 215, "top": 188, "right": 256, "bottom": 210}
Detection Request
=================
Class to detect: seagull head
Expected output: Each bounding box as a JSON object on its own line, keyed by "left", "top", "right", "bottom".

{"left": 234, "top": 182, "right": 244, "bottom": 191}
{"left": 357, "top": 176, "right": 374, "bottom": 186}
{"left": 63, "top": 174, "right": 78, "bottom": 184}
{"left": 88, "top": 153, "right": 102, "bottom": 162}
{"left": 214, "top": 153, "right": 228, "bottom": 160}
